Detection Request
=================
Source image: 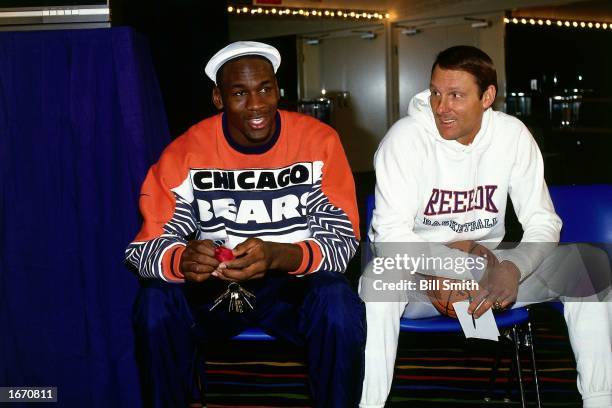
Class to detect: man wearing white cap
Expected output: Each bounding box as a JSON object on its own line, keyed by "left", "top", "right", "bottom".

{"left": 126, "top": 41, "right": 366, "bottom": 407}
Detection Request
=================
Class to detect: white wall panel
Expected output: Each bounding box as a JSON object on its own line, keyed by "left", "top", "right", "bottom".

{"left": 397, "top": 13, "right": 505, "bottom": 118}
{"left": 314, "top": 34, "right": 387, "bottom": 172}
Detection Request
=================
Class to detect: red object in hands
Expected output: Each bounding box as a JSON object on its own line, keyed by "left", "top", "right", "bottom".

{"left": 214, "top": 246, "right": 234, "bottom": 262}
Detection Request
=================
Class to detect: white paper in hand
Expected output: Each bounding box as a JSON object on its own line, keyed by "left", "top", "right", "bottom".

{"left": 452, "top": 301, "right": 500, "bottom": 341}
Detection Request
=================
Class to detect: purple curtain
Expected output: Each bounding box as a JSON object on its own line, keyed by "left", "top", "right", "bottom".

{"left": 0, "top": 27, "right": 170, "bottom": 406}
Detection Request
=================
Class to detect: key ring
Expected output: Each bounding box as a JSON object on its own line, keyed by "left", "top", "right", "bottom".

{"left": 209, "top": 282, "right": 256, "bottom": 313}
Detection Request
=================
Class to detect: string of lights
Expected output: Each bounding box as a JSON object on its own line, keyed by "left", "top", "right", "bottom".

{"left": 227, "top": 5, "right": 390, "bottom": 21}
{"left": 505, "top": 17, "right": 612, "bottom": 30}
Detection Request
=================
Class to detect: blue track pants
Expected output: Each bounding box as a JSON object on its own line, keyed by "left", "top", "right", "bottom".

{"left": 133, "top": 271, "right": 366, "bottom": 407}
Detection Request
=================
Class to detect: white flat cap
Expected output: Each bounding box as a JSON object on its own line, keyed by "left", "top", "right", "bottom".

{"left": 204, "top": 41, "right": 281, "bottom": 84}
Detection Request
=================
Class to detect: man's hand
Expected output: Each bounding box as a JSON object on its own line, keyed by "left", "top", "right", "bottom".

{"left": 180, "top": 239, "right": 219, "bottom": 283}
{"left": 469, "top": 243, "right": 498, "bottom": 267}
{"left": 468, "top": 260, "right": 521, "bottom": 318}
{"left": 213, "top": 238, "right": 302, "bottom": 282}
{"left": 445, "top": 240, "right": 499, "bottom": 280}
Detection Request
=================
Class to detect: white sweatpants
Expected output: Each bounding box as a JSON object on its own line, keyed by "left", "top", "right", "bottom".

{"left": 359, "top": 245, "right": 612, "bottom": 408}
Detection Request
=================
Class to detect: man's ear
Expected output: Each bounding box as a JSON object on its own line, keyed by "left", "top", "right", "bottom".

{"left": 212, "top": 86, "right": 224, "bottom": 110}
{"left": 481, "top": 85, "right": 496, "bottom": 110}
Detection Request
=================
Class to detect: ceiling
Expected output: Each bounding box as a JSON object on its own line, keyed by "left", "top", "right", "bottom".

{"left": 258, "top": 0, "right": 601, "bottom": 21}
{"left": 512, "top": 0, "right": 612, "bottom": 21}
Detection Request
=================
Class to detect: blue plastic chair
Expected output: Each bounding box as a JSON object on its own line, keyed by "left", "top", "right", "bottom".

{"left": 366, "top": 184, "right": 612, "bottom": 406}
{"left": 366, "top": 193, "right": 540, "bottom": 408}
{"left": 545, "top": 185, "right": 612, "bottom": 315}
{"left": 232, "top": 327, "right": 275, "bottom": 341}
{"left": 549, "top": 184, "right": 612, "bottom": 243}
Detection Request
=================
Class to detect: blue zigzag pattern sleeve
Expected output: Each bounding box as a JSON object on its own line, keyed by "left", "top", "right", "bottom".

{"left": 125, "top": 194, "right": 198, "bottom": 280}
{"left": 306, "top": 181, "right": 358, "bottom": 273}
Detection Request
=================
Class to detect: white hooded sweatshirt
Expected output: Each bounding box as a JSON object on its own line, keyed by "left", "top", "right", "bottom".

{"left": 370, "top": 90, "right": 562, "bottom": 280}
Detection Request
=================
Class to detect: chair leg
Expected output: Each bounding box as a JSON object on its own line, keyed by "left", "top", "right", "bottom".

{"left": 512, "top": 326, "right": 527, "bottom": 408}
{"left": 527, "top": 321, "right": 542, "bottom": 408}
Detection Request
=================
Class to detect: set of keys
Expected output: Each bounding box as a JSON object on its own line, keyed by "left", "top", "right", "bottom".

{"left": 209, "top": 282, "right": 256, "bottom": 313}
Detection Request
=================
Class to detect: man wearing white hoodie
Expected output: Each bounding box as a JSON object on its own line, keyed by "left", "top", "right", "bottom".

{"left": 359, "top": 46, "right": 612, "bottom": 408}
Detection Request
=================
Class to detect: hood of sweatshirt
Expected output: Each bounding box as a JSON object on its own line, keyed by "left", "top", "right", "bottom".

{"left": 406, "top": 90, "right": 498, "bottom": 228}
{"left": 407, "top": 89, "right": 493, "bottom": 157}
